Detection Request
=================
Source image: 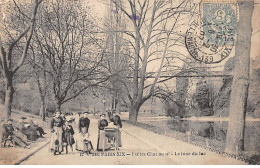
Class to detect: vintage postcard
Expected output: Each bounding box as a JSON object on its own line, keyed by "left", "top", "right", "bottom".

{"left": 0, "top": 0, "right": 259, "bottom": 165}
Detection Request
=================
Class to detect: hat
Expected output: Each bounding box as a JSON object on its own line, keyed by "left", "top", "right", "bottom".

{"left": 83, "top": 111, "right": 90, "bottom": 114}
{"left": 100, "top": 114, "right": 106, "bottom": 117}
{"left": 8, "top": 119, "right": 13, "bottom": 122}
{"left": 66, "top": 119, "right": 73, "bottom": 123}
{"left": 20, "top": 117, "right": 26, "bottom": 120}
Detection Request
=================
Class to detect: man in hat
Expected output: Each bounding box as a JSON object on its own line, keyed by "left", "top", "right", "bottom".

{"left": 1, "top": 119, "right": 14, "bottom": 143}
{"left": 17, "top": 117, "right": 39, "bottom": 141}
{"left": 50, "top": 111, "right": 64, "bottom": 155}
{"left": 1, "top": 119, "right": 30, "bottom": 148}
{"left": 28, "top": 116, "right": 46, "bottom": 138}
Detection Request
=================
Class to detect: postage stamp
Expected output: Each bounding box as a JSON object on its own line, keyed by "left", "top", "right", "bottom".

{"left": 185, "top": 0, "right": 238, "bottom": 64}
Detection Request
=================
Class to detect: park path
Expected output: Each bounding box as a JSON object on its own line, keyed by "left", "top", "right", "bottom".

{"left": 20, "top": 115, "right": 246, "bottom": 165}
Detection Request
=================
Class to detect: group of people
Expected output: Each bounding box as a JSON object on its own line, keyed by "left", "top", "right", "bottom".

{"left": 49, "top": 110, "right": 122, "bottom": 156}
{"left": 97, "top": 112, "right": 122, "bottom": 151}
{"left": 49, "top": 111, "right": 75, "bottom": 155}
{"left": 1, "top": 116, "right": 46, "bottom": 148}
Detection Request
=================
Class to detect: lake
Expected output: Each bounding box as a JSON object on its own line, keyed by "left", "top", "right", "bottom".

{"left": 140, "top": 119, "right": 260, "bottom": 154}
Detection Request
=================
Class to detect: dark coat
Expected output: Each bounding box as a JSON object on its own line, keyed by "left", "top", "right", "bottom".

{"left": 2, "top": 123, "right": 29, "bottom": 147}
{"left": 17, "top": 122, "right": 39, "bottom": 141}
{"left": 63, "top": 125, "right": 75, "bottom": 146}
{"left": 98, "top": 119, "right": 108, "bottom": 130}
{"left": 78, "top": 117, "right": 90, "bottom": 133}
{"left": 1, "top": 124, "right": 14, "bottom": 139}
{"left": 50, "top": 116, "right": 64, "bottom": 131}
{"left": 110, "top": 115, "right": 122, "bottom": 128}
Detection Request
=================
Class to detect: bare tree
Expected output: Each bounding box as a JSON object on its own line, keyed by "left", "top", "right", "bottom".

{"left": 111, "top": 0, "right": 196, "bottom": 122}
{"left": 103, "top": 0, "right": 131, "bottom": 113}
{"left": 31, "top": 0, "right": 110, "bottom": 111}
{"left": 225, "top": 0, "right": 254, "bottom": 154}
{"left": 0, "top": 0, "right": 42, "bottom": 122}
{"left": 29, "top": 37, "right": 49, "bottom": 121}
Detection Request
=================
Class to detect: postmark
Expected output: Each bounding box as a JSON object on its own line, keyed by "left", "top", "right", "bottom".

{"left": 185, "top": 0, "right": 238, "bottom": 64}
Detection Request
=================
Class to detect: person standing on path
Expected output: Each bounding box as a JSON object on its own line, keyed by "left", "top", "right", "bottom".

{"left": 76, "top": 111, "right": 93, "bottom": 155}
{"left": 109, "top": 111, "right": 122, "bottom": 148}
{"left": 97, "top": 114, "right": 112, "bottom": 151}
{"left": 62, "top": 120, "right": 75, "bottom": 154}
{"left": 50, "top": 111, "right": 64, "bottom": 155}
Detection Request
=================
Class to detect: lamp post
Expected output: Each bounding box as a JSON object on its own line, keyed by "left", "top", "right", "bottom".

{"left": 102, "top": 99, "right": 106, "bottom": 114}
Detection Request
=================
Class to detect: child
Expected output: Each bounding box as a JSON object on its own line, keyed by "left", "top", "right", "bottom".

{"left": 80, "top": 133, "right": 93, "bottom": 156}
{"left": 62, "top": 120, "right": 75, "bottom": 154}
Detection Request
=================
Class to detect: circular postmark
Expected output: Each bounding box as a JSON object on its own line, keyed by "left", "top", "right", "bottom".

{"left": 185, "top": 21, "right": 235, "bottom": 64}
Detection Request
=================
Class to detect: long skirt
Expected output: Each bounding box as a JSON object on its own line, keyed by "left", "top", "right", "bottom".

{"left": 96, "top": 130, "right": 112, "bottom": 151}
{"left": 63, "top": 132, "right": 75, "bottom": 146}
{"left": 75, "top": 127, "right": 93, "bottom": 152}
{"left": 49, "top": 127, "right": 63, "bottom": 152}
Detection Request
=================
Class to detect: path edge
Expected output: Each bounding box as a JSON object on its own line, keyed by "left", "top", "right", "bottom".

{"left": 14, "top": 141, "right": 50, "bottom": 165}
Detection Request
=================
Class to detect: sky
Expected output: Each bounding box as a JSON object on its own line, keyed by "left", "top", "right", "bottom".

{"left": 87, "top": 0, "right": 260, "bottom": 70}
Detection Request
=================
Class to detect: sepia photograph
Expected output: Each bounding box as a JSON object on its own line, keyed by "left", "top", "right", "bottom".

{"left": 0, "top": 0, "right": 259, "bottom": 165}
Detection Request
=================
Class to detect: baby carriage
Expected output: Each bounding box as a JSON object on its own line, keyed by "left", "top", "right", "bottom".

{"left": 104, "top": 127, "right": 120, "bottom": 151}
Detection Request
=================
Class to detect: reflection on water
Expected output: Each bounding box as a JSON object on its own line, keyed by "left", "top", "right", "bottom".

{"left": 141, "top": 119, "right": 260, "bottom": 153}
{"left": 167, "top": 120, "right": 228, "bottom": 141}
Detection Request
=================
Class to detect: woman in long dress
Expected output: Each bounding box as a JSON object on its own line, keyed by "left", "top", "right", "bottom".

{"left": 96, "top": 114, "right": 112, "bottom": 151}
{"left": 75, "top": 112, "right": 93, "bottom": 156}
{"left": 109, "top": 112, "right": 122, "bottom": 148}
{"left": 50, "top": 111, "right": 64, "bottom": 155}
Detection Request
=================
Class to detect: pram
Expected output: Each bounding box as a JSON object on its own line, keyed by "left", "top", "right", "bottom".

{"left": 104, "top": 127, "right": 119, "bottom": 151}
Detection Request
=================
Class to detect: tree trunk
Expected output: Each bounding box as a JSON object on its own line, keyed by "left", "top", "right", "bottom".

{"left": 4, "top": 76, "right": 14, "bottom": 122}
{"left": 225, "top": 0, "right": 254, "bottom": 154}
{"left": 39, "top": 100, "right": 46, "bottom": 121}
{"left": 55, "top": 99, "right": 62, "bottom": 112}
{"left": 129, "top": 102, "right": 141, "bottom": 123}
